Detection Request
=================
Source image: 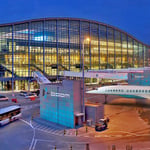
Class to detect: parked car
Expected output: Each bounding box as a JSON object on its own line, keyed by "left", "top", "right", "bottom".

{"left": 19, "top": 91, "right": 28, "bottom": 96}
{"left": 25, "top": 93, "right": 37, "bottom": 99}
{"left": 0, "top": 95, "right": 9, "bottom": 101}
{"left": 95, "top": 118, "right": 109, "bottom": 131}
{"left": 31, "top": 89, "right": 40, "bottom": 96}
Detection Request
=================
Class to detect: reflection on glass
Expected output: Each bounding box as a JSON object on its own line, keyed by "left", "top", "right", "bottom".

{"left": 0, "top": 19, "right": 149, "bottom": 91}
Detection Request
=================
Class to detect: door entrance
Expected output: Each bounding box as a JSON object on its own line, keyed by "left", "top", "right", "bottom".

{"left": 75, "top": 116, "right": 78, "bottom": 126}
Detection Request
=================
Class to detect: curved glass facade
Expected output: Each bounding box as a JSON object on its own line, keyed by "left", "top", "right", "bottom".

{"left": 0, "top": 18, "right": 150, "bottom": 90}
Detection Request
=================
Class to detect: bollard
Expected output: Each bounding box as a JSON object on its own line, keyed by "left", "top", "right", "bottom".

{"left": 86, "top": 143, "right": 90, "bottom": 150}
{"left": 75, "top": 129, "right": 78, "bottom": 136}
{"left": 54, "top": 145, "right": 56, "bottom": 150}
{"left": 86, "top": 126, "right": 88, "bottom": 133}
{"left": 112, "top": 145, "right": 116, "bottom": 150}
{"left": 126, "top": 145, "right": 132, "bottom": 150}
{"left": 64, "top": 129, "right": 66, "bottom": 135}
{"left": 70, "top": 145, "right": 72, "bottom": 150}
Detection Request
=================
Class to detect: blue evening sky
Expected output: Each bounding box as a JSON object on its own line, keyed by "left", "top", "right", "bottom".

{"left": 0, "top": 0, "right": 149, "bottom": 45}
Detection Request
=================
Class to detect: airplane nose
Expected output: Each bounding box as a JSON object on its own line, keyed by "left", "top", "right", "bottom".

{"left": 86, "top": 91, "right": 92, "bottom": 93}
{"left": 86, "top": 90, "right": 97, "bottom": 94}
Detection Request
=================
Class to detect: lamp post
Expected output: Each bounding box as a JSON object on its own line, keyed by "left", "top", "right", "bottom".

{"left": 82, "top": 37, "right": 90, "bottom": 122}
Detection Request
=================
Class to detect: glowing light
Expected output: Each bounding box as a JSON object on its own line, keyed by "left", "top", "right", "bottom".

{"left": 85, "top": 37, "right": 90, "bottom": 42}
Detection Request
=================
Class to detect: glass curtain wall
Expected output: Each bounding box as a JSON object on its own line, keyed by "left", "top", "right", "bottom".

{"left": 100, "top": 25, "right": 107, "bottom": 69}
{"left": 70, "top": 21, "right": 80, "bottom": 72}
{"left": 115, "top": 30, "right": 122, "bottom": 68}
{"left": 30, "top": 22, "right": 43, "bottom": 75}
{"left": 13, "top": 24, "right": 28, "bottom": 78}
{"left": 128, "top": 37, "right": 133, "bottom": 67}
{"left": 0, "top": 26, "right": 12, "bottom": 78}
{"left": 139, "top": 43, "right": 143, "bottom": 67}
{"left": 44, "top": 21, "right": 57, "bottom": 76}
{"left": 107, "top": 28, "right": 115, "bottom": 68}
{"left": 122, "top": 33, "right": 128, "bottom": 68}
{"left": 134, "top": 40, "right": 139, "bottom": 67}
{"left": 144, "top": 46, "right": 148, "bottom": 66}
{"left": 13, "top": 24, "right": 29, "bottom": 90}
{"left": 0, "top": 18, "right": 150, "bottom": 91}
{"left": 57, "top": 21, "right": 69, "bottom": 72}
{"left": 81, "top": 21, "right": 90, "bottom": 70}
{"left": 91, "top": 23, "right": 99, "bottom": 70}
{"left": 0, "top": 26, "right": 12, "bottom": 90}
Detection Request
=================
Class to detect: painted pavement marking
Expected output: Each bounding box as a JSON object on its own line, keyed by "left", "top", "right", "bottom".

{"left": 29, "top": 120, "right": 150, "bottom": 138}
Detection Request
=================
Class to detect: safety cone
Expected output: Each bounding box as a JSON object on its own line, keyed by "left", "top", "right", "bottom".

{"left": 64, "top": 129, "right": 66, "bottom": 135}
{"left": 86, "top": 143, "right": 90, "bottom": 150}
{"left": 75, "top": 129, "right": 78, "bottom": 136}
{"left": 112, "top": 145, "right": 116, "bottom": 150}
{"left": 54, "top": 145, "right": 56, "bottom": 150}
{"left": 86, "top": 126, "right": 88, "bottom": 133}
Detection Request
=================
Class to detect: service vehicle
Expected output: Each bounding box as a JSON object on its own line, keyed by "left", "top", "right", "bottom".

{"left": 19, "top": 91, "right": 28, "bottom": 96}
{"left": 25, "top": 93, "right": 37, "bottom": 99}
{"left": 31, "top": 89, "right": 40, "bottom": 96}
{"left": 0, "top": 105, "right": 22, "bottom": 126}
{"left": 95, "top": 118, "right": 109, "bottom": 131}
{"left": 0, "top": 95, "right": 9, "bottom": 101}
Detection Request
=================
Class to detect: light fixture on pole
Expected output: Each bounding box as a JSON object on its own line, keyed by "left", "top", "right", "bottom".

{"left": 82, "top": 37, "right": 90, "bottom": 122}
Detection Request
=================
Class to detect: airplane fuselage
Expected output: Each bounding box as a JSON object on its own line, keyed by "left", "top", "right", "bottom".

{"left": 86, "top": 85, "right": 150, "bottom": 99}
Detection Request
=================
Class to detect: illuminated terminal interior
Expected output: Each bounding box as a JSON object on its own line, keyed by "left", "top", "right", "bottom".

{"left": 0, "top": 18, "right": 150, "bottom": 90}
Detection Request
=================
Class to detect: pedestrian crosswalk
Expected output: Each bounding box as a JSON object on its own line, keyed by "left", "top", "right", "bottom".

{"left": 31, "top": 121, "right": 65, "bottom": 136}
{"left": 22, "top": 117, "right": 150, "bottom": 139}
{"left": 31, "top": 119, "right": 97, "bottom": 137}
{"left": 31, "top": 120, "right": 97, "bottom": 138}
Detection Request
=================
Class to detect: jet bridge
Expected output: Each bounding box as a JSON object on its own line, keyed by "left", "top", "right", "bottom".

{"left": 63, "top": 71, "right": 128, "bottom": 80}
{"left": 63, "top": 67, "right": 149, "bottom": 80}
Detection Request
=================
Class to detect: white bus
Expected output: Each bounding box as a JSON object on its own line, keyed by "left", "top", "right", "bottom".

{"left": 0, "top": 105, "right": 22, "bottom": 126}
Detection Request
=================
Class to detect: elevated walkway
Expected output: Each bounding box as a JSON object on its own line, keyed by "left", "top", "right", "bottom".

{"left": 0, "top": 64, "right": 19, "bottom": 78}
{"left": 63, "top": 71, "right": 128, "bottom": 80}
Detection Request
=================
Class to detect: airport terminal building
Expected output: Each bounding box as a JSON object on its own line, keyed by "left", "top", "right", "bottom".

{"left": 0, "top": 18, "right": 150, "bottom": 91}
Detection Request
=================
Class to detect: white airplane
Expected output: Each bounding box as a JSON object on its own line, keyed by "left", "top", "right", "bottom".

{"left": 86, "top": 85, "right": 150, "bottom": 99}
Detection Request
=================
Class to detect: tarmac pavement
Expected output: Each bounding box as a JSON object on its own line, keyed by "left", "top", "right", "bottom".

{"left": 30, "top": 104, "right": 150, "bottom": 140}
{"left": 1, "top": 91, "right": 150, "bottom": 149}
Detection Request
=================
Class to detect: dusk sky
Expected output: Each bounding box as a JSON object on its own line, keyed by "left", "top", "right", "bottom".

{"left": 0, "top": 0, "right": 149, "bottom": 45}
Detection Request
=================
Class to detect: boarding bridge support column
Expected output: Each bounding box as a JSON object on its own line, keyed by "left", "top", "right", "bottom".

{"left": 104, "top": 95, "right": 108, "bottom": 104}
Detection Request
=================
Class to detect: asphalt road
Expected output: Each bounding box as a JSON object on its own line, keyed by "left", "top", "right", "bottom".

{"left": 0, "top": 105, "right": 93, "bottom": 150}
{"left": 0, "top": 107, "right": 94, "bottom": 150}
{"left": 1, "top": 92, "right": 150, "bottom": 150}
